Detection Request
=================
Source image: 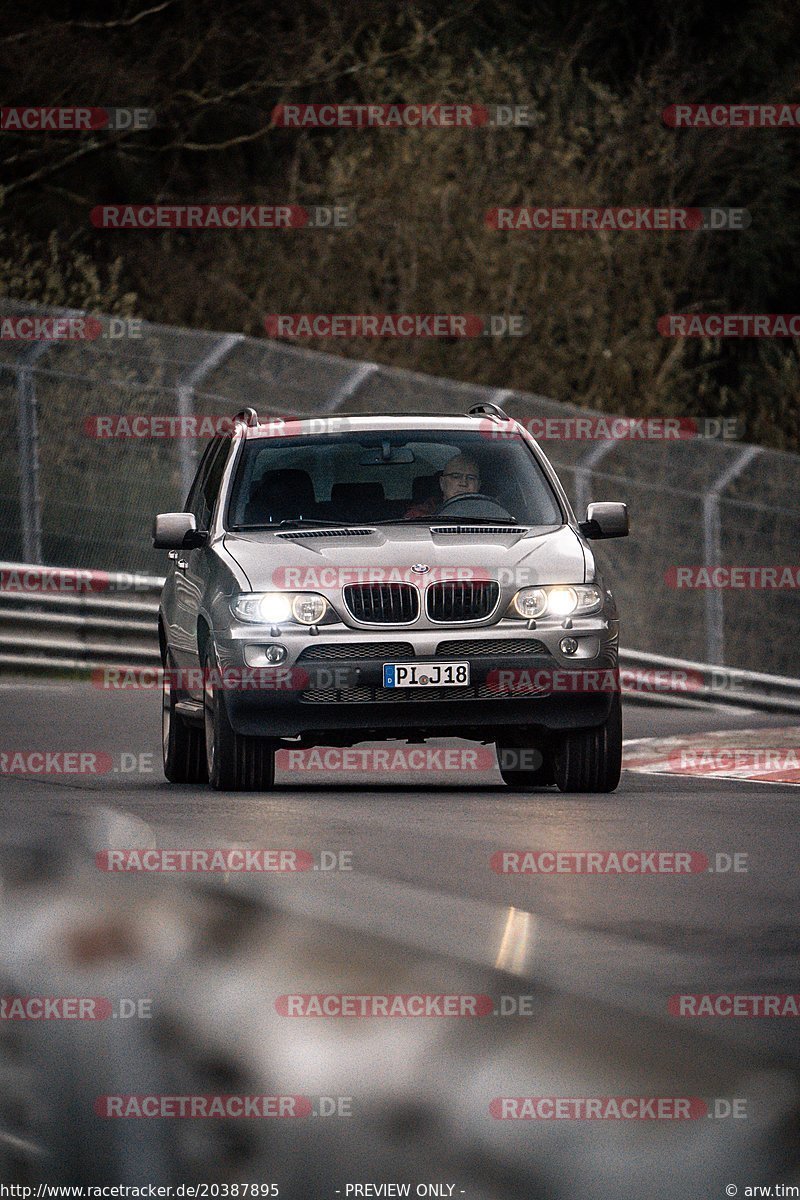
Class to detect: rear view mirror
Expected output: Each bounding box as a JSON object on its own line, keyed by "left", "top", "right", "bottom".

{"left": 358, "top": 444, "right": 416, "bottom": 465}
{"left": 152, "top": 512, "right": 207, "bottom": 550}
{"left": 579, "top": 502, "right": 629, "bottom": 539}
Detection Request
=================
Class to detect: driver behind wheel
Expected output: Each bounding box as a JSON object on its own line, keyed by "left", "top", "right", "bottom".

{"left": 404, "top": 454, "right": 481, "bottom": 517}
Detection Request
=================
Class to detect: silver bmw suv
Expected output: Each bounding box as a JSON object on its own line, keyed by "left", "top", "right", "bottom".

{"left": 153, "top": 403, "right": 628, "bottom": 792}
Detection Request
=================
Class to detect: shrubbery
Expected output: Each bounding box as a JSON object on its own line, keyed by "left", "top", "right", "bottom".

{"left": 1, "top": 0, "right": 798, "bottom": 447}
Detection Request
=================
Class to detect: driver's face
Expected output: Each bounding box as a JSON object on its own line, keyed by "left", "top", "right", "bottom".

{"left": 440, "top": 456, "right": 481, "bottom": 502}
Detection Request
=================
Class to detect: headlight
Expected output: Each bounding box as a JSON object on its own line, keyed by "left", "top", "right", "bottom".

{"left": 231, "top": 592, "right": 330, "bottom": 625}
{"left": 511, "top": 587, "right": 547, "bottom": 619}
{"left": 571, "top": 584, "right": 604, "bottom": 614}
{"left": 509, "top": 584, "right": 602, "bottom": 619}
{"left": 291, "top": 594, "right": 328, "bottom": 625}
{"left": 547, "top": 586, "right": 578, "bottom": 617}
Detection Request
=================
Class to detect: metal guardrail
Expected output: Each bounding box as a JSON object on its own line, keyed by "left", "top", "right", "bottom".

{"left": 0, "top": 562, "right": 161, "bottom": 673}
{"left": 3, "top": 561, "right": 800, "bottom": 713}
{"left": 618, "top": 648, "right": 800, "bottom": 713}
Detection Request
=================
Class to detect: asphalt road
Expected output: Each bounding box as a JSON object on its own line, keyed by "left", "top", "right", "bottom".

{"left": 2, "top": 677, "right": 800, "bottom": 1192}
{"left": 2, "top": 679, "right": 798, "bottom": 1051}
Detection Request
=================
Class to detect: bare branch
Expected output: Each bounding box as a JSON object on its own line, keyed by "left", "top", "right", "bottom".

{"left": 0, "top": 1, "right": 176, "bottom": 45}
{"left": 173, "top": 10, "right": 471, "bottom": 109}
{"left": 2, "top": 135, "right": 127, "bottom": 196}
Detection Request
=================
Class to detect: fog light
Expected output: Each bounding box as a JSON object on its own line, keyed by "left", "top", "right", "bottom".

{"left": 560, "top": 637, "right": 578, "bottom": 656}
{"left": 264, "top": 645, "right": 287, "bottom": 664}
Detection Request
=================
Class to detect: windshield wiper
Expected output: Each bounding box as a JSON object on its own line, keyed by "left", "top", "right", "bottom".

{"left": 372, "top": 517, "right": 519, "bottom": 526}
{"left": 231, "top": 518, "right": 360, "bottom": 531}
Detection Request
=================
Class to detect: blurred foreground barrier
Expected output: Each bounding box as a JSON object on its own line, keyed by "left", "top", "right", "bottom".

{"left": 0, "top": 803, "right": 796, "bottom": 1190}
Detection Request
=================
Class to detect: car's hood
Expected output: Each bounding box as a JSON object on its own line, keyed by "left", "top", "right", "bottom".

{"left": 223, "top": 525, "right": 587, "bottom": 590}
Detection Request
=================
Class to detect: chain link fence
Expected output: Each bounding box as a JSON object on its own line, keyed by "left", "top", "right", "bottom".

{"left": 2, "top": 297, "right": 799, "bottom": 674}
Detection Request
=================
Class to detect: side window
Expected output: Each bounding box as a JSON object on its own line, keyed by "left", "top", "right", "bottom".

{"left": 185, "top": 438, "right": 220, "bottom": 517}
{"left": 197, "top": 436, "right": 231, "bottom": 528}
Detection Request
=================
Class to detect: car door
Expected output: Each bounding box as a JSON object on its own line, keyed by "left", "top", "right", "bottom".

{"left": 170, "top": 435, "right": 230, "bottom": 682}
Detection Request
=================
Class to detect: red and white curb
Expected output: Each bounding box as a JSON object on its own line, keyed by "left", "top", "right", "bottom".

{"left": 623, "top": 726, "right": 800, "bottom": 785}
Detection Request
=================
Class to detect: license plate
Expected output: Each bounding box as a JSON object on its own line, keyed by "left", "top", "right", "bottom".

{"left": 383, "top": 662, "right": 470, "bottom": 688}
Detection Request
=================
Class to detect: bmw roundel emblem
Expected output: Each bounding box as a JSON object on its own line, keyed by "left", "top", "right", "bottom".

{"left": 411, "top": 563, "right": 430, "bottom": 573}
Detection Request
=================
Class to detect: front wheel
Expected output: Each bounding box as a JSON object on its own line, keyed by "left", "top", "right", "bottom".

{"left": 203, "top": 646, "right": 276, "bottom": 791}
{"left": 496, "top": 740, "right": 555, "bottom": 789}
{"left": 553, "top": 693, "right": 622, "bottom": 793}
{"left": 162, "top": 652, "right": 207, "bottom": 783}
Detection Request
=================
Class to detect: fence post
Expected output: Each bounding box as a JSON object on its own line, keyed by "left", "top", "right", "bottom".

{"left": 574, "top": 439, "right": 620, "bottom": 518}
{"left": 15, "top": 341, "right": 50, "bottom": 564}
{"left": 321, "top": 360, "right": 379, "bottom": 412}
{"left": 702, "top": 445, "right": 761, "bottom": 665}
{"left": 175, "top": 334, "right": 244, "bottom": 499}
{"left": 490, "top": 387, "right": 515, "bottom": 412}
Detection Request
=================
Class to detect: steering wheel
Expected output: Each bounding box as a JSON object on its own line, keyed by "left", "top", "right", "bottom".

{"left": 437, "top": 493, "right": 514, "bottom": 520}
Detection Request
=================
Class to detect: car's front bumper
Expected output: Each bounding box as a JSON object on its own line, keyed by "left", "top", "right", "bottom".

{"left": 212, "top": 618, "right": 620, "bottom": 741}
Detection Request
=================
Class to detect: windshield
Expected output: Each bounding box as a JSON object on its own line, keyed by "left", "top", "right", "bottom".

{"left": 226, "top": 430, "right": 564, "bottom": 528}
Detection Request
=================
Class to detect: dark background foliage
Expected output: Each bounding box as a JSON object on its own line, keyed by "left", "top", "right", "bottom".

{"left": 2, "top": 0, "right": 799, "bottom": 446}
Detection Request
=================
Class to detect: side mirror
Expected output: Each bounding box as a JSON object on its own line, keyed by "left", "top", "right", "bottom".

{"left": 578, "top": 502, "right": 629, "bottom": 540}
{"left": 152, "top": 512, "right": 207, "bottom": 550}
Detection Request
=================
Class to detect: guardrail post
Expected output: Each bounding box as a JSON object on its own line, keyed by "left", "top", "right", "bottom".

{"left": 175, "top": 334, "right": 244, "bottom": 500}
{"left": 702, "top": 445, "right": 762, "bottom": 665}
{"left": 15, "top": 341, "right": 50, "bottom": 564}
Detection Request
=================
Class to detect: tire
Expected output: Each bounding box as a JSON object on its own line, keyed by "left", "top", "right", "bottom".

{"left": 496, "top": 740, "right": 555, "bottom": 789}
{"left": 162, "top": 651, "right": 208, "bottom": 783}
{"left": 203, "top": 645, "right": 276, "bottom": 791}
{"left": 553, "top": 693, "right": 622, "bottom": 793}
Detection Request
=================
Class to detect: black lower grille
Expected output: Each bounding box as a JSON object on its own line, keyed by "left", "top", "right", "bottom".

{"left": 426, "top": 581, "right": 499, "bottom": 622}
{"left": 343, "top": 583, "right": 419, "bottom": 624}
{"left": 300, "top": 683, "right": 540, "bottom": 703}
{"left": 297, "top": 642, "right": 414, "bottom": 662}
{"left": 436, "top": 637, "right": 550, "bottom": 657}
